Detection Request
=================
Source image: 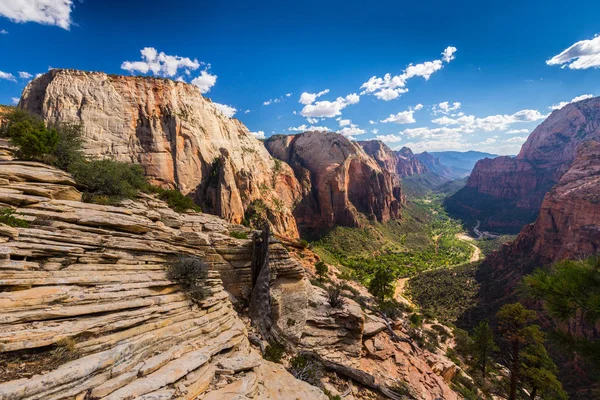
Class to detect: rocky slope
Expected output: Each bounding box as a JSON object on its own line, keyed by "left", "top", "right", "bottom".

{"left": 396, "top": 147, "right": 429, "bottom": 177}
{"left": 18, "top": 69, "right": 302, "bottom": 238}
{"left": 265, "top": 132, "right": 403, "bottom": 235}
{"left": 0, "top": 142, "right": 467, "bottom": 399}
{"left": 0, "top": 155, "right": 324, "bottom": 398}
{"left": 357, "top": 141, "right": 428, "bottom": 180}
{"left": 447, "top": 96, "right": 600, "bottom": 233}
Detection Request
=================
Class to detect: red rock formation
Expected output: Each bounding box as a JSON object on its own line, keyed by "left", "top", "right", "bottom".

{"left": 396, "top": 147, "right": 429, "bottom": 176}
{"left": 18, "top": 69, "right": 302, "bottom": 238}
{"left": 265, "top": 132, "right": 402, "bottom": 235}
{"left": 447, "top": 96, "right": 600, "bottom": 233}
{"left": 357, "top": 141, "right": 428, "bottom": 180}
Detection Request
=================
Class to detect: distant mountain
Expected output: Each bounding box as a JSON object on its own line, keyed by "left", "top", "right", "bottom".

{"left": 428, "top": 151, "right": 499, "bottom": 178}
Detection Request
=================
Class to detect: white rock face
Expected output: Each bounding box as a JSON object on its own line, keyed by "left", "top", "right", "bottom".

{"left": 20, "top": 69, "right": 302, "bottom": 238}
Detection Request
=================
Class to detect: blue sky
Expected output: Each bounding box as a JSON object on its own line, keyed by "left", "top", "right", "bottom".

{"left": 1, "top": 0, "right": 600, "bottom": 154}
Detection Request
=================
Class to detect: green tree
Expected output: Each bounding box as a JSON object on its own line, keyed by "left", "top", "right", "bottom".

{"left": 368, "top": 267, "right": 396, "bottom": 302}
{"left": 471, "top": 320, "right": 498, "bottom": 384}
{"left": 2, "top": 109, "right": 59, "bottom": 160}
{"left": 496, "top": 303, "right": 565, "bottom": 400}
{"left": 315, "top": 261, "right": 328, "bottom": 280}
{"left": 51, "top": 122, "right": 85, "bottom": 171}
{"left": 525, "top": 257, "right": 600, "bottom": 366}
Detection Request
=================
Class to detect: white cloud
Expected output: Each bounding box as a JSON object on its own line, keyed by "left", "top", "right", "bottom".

{"left": 299, "top": 89, "right": 330, "bottom": 105}
{"left": 300, "top": 93, "right": 360, "bottom": 118}
{"left": 433, "top": 101, "right": 461, "bottom": 114}
{"left": 244, "top": 110, "right": 250, "bottom": 114}
{"left": 339, "top": 124, "right": 365, "bottom": 137}
{"left": 369, "top": 120, "right": 376, "bottom": 125}
{"left": 338, "top": 119, "right": 351, "bottom": 127}
{"left": 550, "top": 94, "right": 594, "bottom": 110}
{"left": 286, "top": 93, "right": 292, "bottom": 97}
{"left": 371, "top": 128, "right": 379, "bottom": 134}
{"left": 11, "top": 97, "right": 19, "bottom": 105}
{"left": 381, "top": 110, "right": 416, "bottom": 124}
{"left": 18, "top": 71, "right": 32, "bottom": 79}
{"left": 213, "top": 103, "right": 237, "bottom": 118}
{"left": 504, "top": 136, "right": 527, "bottom": 143}
{"left": 414, "top": 103, "right": 423, "bottom": 111}
{"left": 547, "top": 35, "right": 600, "bottom": 70}
{"left": 361, "top": 46, "right": 456, "bottom": 100}
{"left": 287, "top": 124, "right": 331, "bottom": 132}
{"left": 505, "top": 129, "right": 529, "bottom": 134}
{"left": 251, "top": 131, "right": 266, "bottom": 139}
{"left": 35, "top": 73, "right": 43, "bottom": 78}
{"left": 122, "top": 48, "right": 214, "bottom": 93}
{"left": 0, "top": 29, "right": 7, "bottom": 34}
{"left": 441, "top": 46, "right": 457, "bottom": 62}
{"left": 306, "top": 117, "right": 319, "bottom": 124}
{"left": 432, "top": 109, "right": 546, "bottom": 132}
{"left": 190, "top": 70, "right": 217, "bottom": 94}
{"left": 0, "top": 71, "right": 16, "bottom": 81}
{"left": 373, "top": 87, "right": 408, "bottom": 101}
{"left": 0, "top": 0, "right": 74, "bottom": 30}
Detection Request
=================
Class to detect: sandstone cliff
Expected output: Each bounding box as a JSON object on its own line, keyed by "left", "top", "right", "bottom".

{"left": 18, "top": 69, "right": 302, "bottom": 238}
{"left": 357, "top": 141, "right": 428, "bottom": 180}
{"left": 447, "top": 96, "right": 600, "bottom": 233}
{"left": 0, "top": 142, "right": 465, "bottom": 399}
{"left": 396, "top": 147, "right": 429, "bottom": 177}
{"left": 265, "top": 132, "right": 403, "bottom": 235}
{"left": 0, "top": 153, "right": 324, "bottom": 398}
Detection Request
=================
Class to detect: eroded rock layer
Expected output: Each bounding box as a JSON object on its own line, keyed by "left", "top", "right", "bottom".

{"left": 18, "top": 69, "right": 302, "bottom": 238}
{"left": 265, "top": 132, "right": 403, "bottom": 235}
{"left": 0, "top": 157, "right": 324, "bottom": 399}
{"left": 447, "top": 96, "right": 600, "bottom": 233}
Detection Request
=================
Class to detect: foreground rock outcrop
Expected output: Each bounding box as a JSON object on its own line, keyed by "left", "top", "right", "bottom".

{"left": 0, "top": 157, "right": 324, "bottom": 399}
{"left": 265, "top": 132, "right": 403, "bottom": 235}
{"left": 18, "top": 69, "right": 302, "bottom": 238}
{"left": 447, "top": 96, "right": 600, "bottom": 233}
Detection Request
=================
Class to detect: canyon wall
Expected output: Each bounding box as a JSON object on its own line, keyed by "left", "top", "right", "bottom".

{"left": 447, "top": 96, "right": 600, "bottom": 233}
{"left": 18, "top": 69, "right": 302, "bottom": 238}
{"left": 357, "top": 141, "right": 428, "bottom": 179}
{"left": 265, "top": 132, "right": 403, "bottom": 235}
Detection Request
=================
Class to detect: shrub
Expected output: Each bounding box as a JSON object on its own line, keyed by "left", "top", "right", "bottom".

{"left": 2, "top": 109, "right": 59, "bottom": 160}
{"left": 0, "top": 208, "right": 29, "bottom": 228}
{"left": 70, "top": 159, "right": 147, "bottom": 202}
{"left": 326, "top": 284, "right": 344, "bottom": 309}
{"left": 409, "top": 312, "right": 424, "bottom": 327}
{"left": 51, "top": 122, "right": 85, "bottom": 171}
{"left": 368, "top": 267, "right": 396, "bottom": 302}
{"left": 289, "top": 354, "right": 321, "bottom": 386}
{"left": 264, "top": 341, "right": 285, "bottom": 363}
{"left": 379, "top": 299, "right": 413, "bottom": 320}
{"left": 166, "top": 256, "right": 209, "bottom": 302}
{"left": 315, "top": 261, "right": 328, "bottom": 280}
{"left": 153, "top": 187, "right": 201, "bottom": 213}
{"left": 230, "top": 231, "right": 248, "bottom": 239}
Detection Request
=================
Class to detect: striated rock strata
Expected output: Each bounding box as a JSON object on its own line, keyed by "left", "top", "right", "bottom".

{"left": 265, "top": 131, "right": 403, "bottom": 235}
{"left": 18, "top": 69, "right": 302, "bottom": 238}
{"left": 0, "top": 157, "right": 325, "bottom": 399}
{"left": 447, "top": 96, "right": 600, "bottom": 233}
{"left": 357, "top": 141, "right": 428, "bottom": 180}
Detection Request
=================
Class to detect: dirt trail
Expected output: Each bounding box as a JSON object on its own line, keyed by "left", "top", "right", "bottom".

{"left": 455, "top": 232, "right": 481, "bottom": 263}
{"left": 394, "top": 277, "right": 416, "bottom": 307}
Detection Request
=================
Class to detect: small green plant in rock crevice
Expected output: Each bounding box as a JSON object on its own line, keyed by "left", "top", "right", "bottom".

{"left": 229, "top": 231, "right": 248, "bottom": 239}
{"left": 166, "top": 256, "right": 209, "bottom": 303}
{"left": 263, "top": 341, "right": 285, "bottom": 363}
{"left": 0, "top": 208, "right": 29, "bottom": 228}
{"left": 147, "top": 186, "right": 202, "bottom": 213}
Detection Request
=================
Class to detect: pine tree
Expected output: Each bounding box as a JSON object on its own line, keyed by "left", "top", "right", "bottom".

{"left": 471, "top": 319, "right": 497, "bottom": 385}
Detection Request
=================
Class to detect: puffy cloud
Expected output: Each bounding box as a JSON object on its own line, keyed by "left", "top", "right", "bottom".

{"left": 0, "top": 0, "right": 74, "bottom": 30}
{"left": 0, "top": 29, "right": 7, "bottom": 34}
{"left": 381, "top": 110, "right": 416, "bottom": 124}
{"left": 0, "top": 71, "right": 16, "bottom": 81}
{"left": 414, "top": 103, "right": 423, "bottom": 111}
{"left": 251, "top": 131, "right": 266, "bottom": 139}
{"left": 287, "top": 124, "right": 331, "bottom": 132}
{"left": 373, "top": 88, "right": 408, "bottom": 101}
{"left": 190, "top": 70, "right": 217, "bottom": 93}
{"left": 432, "top": 101, "right": 461, "bottom": 114}
{"left": 299, "top": 89, "right": 330, "bottom": 105}
{"left": 505, "top": 129, "right": 529, "bottom": 134}
{"left": 300, "top": 93, "right": 360, "bottom": 118}
{"left": 432, "top": 109, "right": 546, "bottom": 131}
{"left": 372, "top": 128, "right": 379, "bottom": 134}
{"left": 122, "top": 47, "right": 217, "bottom": 93}
{"left": 213, "top": 103, "right": 237, "bottom": 118}
{"left": 550, "top": 94, "right": 594, "bottom": 110}
{"left": 11, "top": 97, "right": 19, "bottom": 105}
{"left": 361, "top": 47, "right": 456, "bottom": 100}
{"left": 18, "top": 71, "right": 32, "bottom": 79}
{"left": 376, "top": 134, "right": 403, "bottom": 143}
{"left": 547, "top": 35, "right": 600, "bottom": 69}
{"left": 338, "top": 119, "right": 351, "bottom": 127}
{"left": 369, "top": 120, "right": 376, "bottom": 125}
{"left": 35, "top": 73, "right": 43, "bottom": 78}
{"left": 339, "top": 124, "right": 365, "bottom": 137}
{"left": 441, "top": 46, "right": 457, "bottom": 62}
{"left": 286, "top": 93, "right": 292, "bottom": 97}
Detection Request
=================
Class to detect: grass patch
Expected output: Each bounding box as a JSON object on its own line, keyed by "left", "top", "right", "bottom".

{"left": 229, "top": 231, "right": 248, "bottom": 239}
{"left": 0, "top": 208, "right": 29, "bottom": 228}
